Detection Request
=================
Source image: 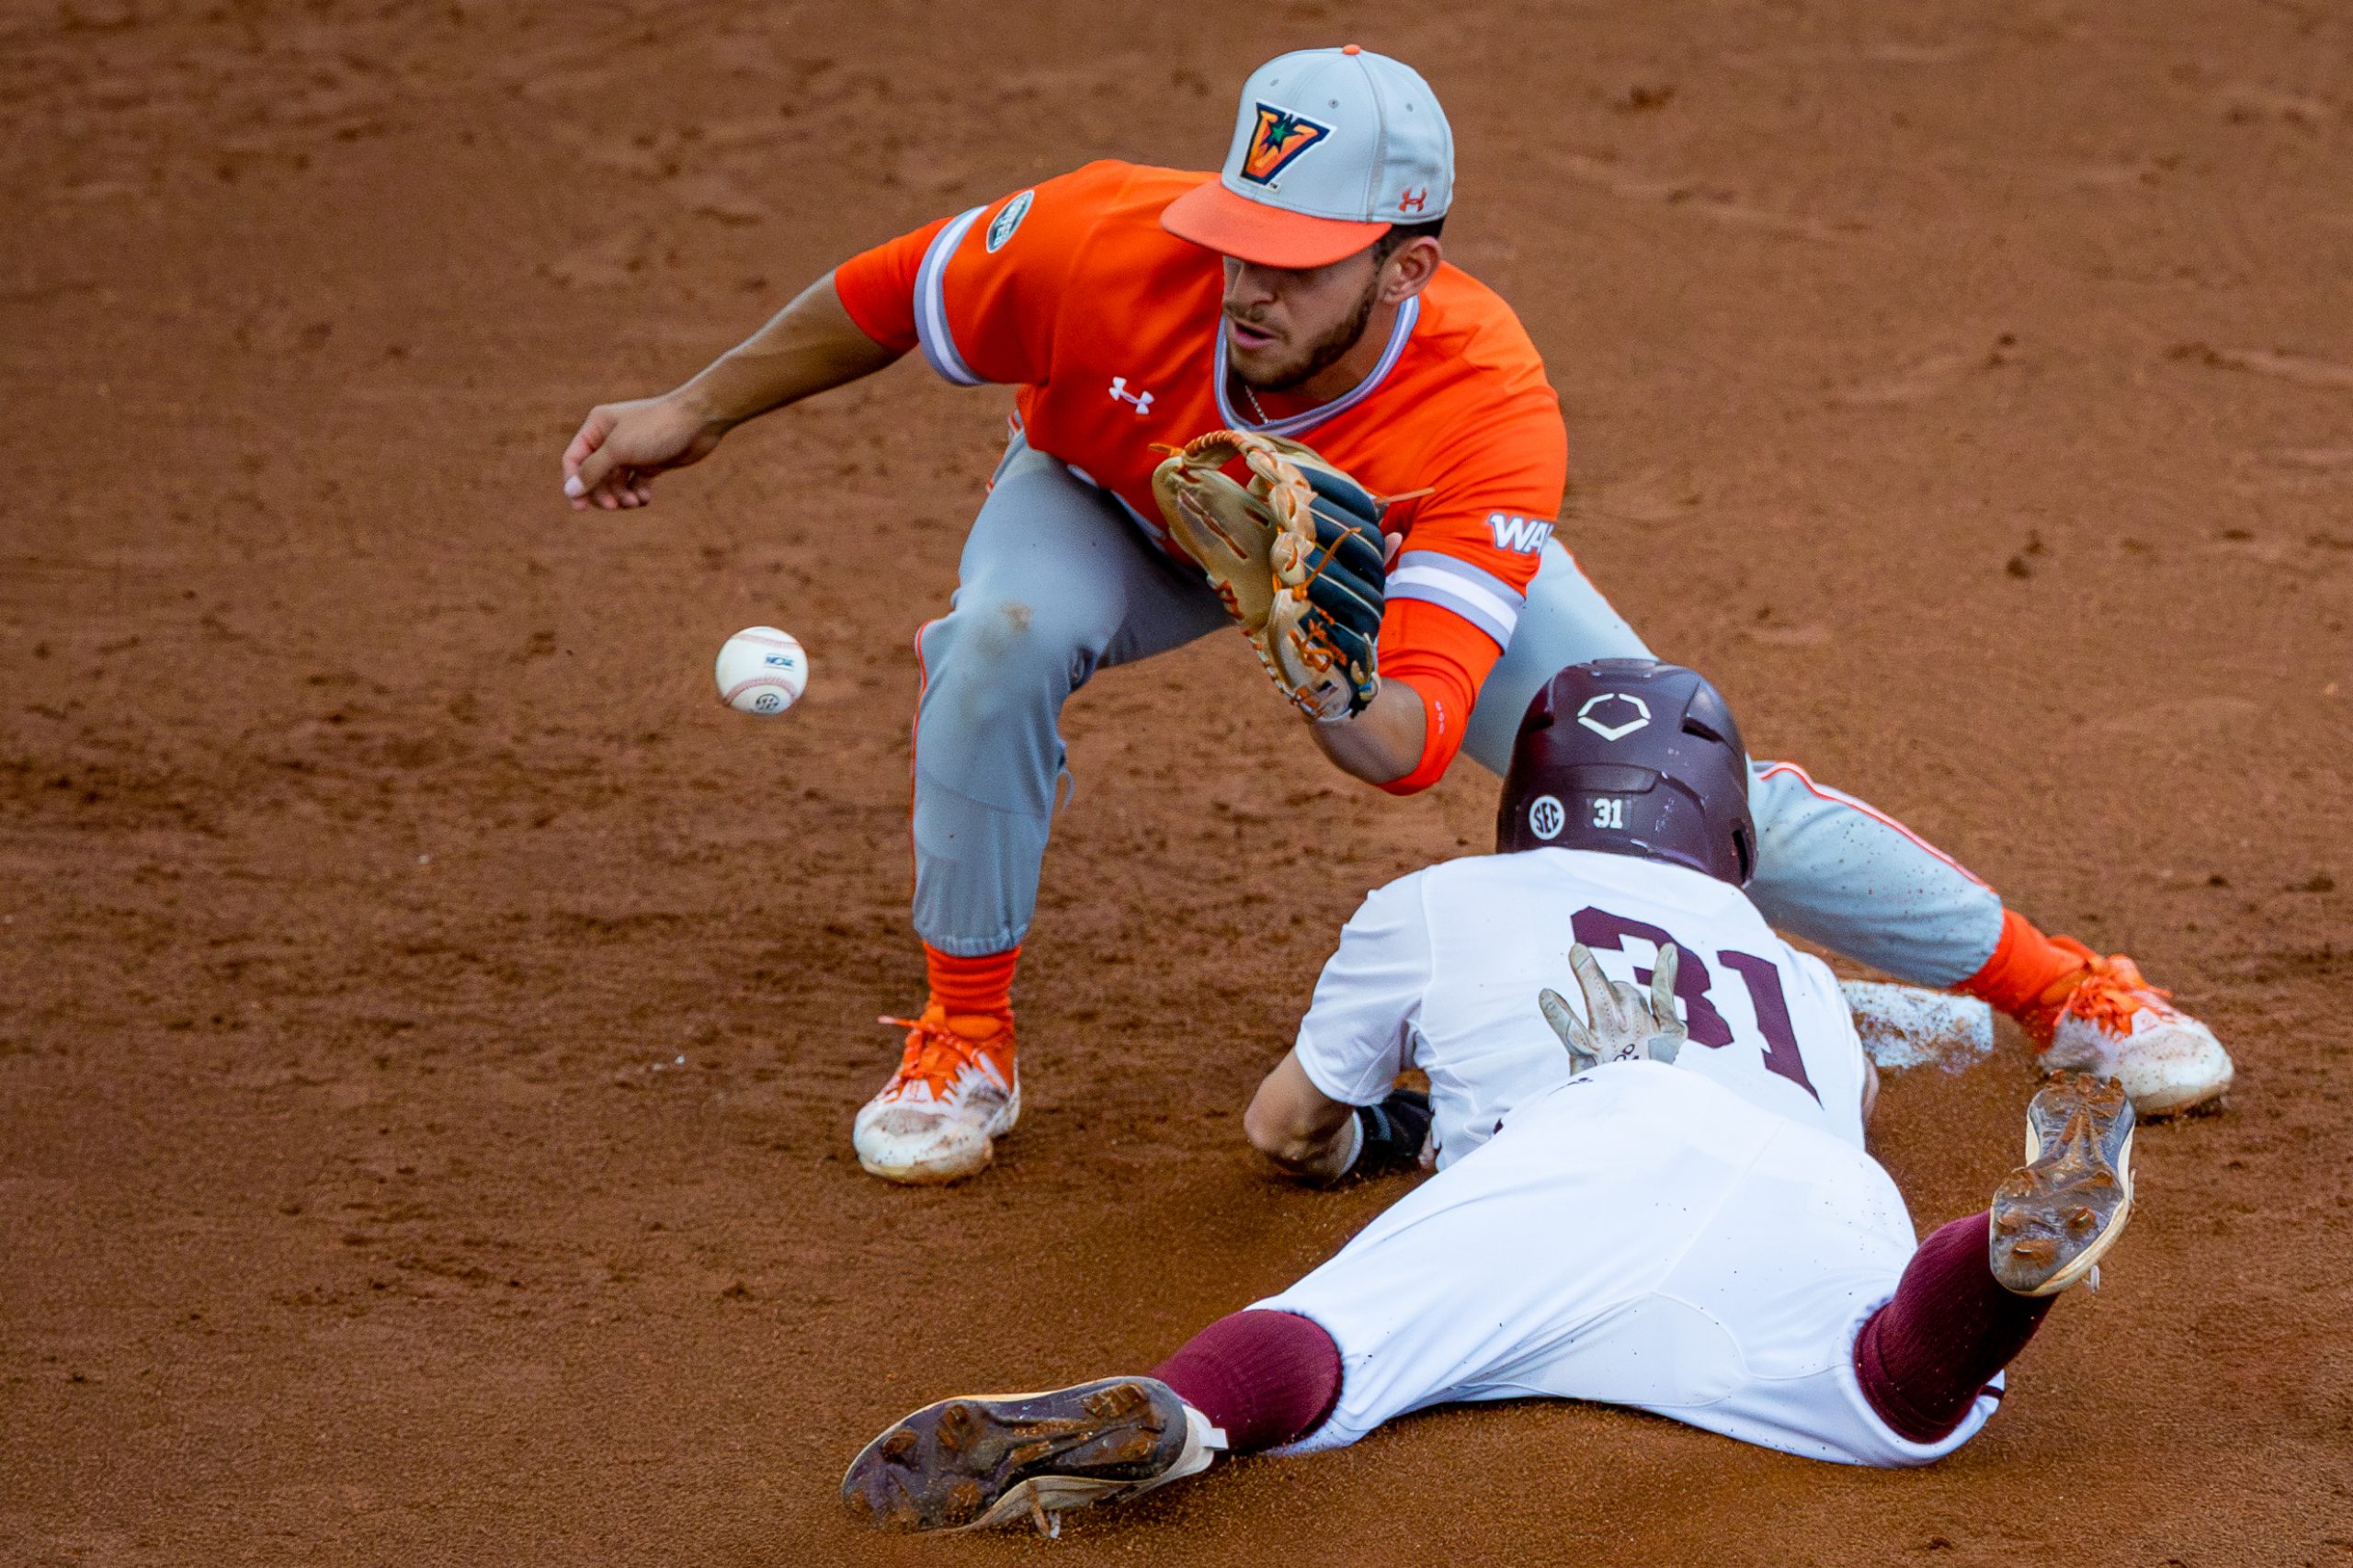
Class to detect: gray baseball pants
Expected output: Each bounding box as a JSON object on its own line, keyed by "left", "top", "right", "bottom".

{"left": 911, "top": 437, "right": 2004, "bottom": 986}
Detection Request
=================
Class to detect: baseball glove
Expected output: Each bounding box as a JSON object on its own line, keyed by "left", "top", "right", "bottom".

{"left": 1150, "top": 429, "right": 1388, "bottom": 721}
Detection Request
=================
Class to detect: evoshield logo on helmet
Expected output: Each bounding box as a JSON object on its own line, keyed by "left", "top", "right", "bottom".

{"left": 1528, "top": 794, "right": 1566, "bottom": 840}
{"left": 1238, "top": 103, "right": 1333, "bottom": 186}
{"left": 1576, "top": 693, "right": 1651, "bottom": 742}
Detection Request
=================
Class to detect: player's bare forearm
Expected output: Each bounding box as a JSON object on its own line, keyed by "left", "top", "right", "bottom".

{"left": 677, "top": 272, "right": 901, "bottom": 430}
{"left": 562, "top": 273, "right": 901, "bottom": 511}
{"left": 1244, "top": 1051, "right": 1361, "bottom": 1184}
{"left": 1306, "top": 677, "right": 1427, "bottom": 787}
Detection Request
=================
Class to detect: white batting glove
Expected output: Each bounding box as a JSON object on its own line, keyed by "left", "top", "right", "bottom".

{"left": 1539, "top": 943, "right": 1688, "bottom": 1074}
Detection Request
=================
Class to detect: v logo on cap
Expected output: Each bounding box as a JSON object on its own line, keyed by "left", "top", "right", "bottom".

{"left": 1162, "top": 45, "right": 1455, "bottom": 270}
{"left": 1240, "top": 103, "right": 1333, "bottom": 186}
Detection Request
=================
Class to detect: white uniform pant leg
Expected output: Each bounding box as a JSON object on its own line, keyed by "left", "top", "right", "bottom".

{"left": 1465, "top": 546, "right": 2006, "bottom": 987}
{"left": 1638, "top": 1105, "right": 2003, "bottom": 1467}
{"left": 1253, "top": 1063, "right": 1996, "bottom": 1468}
{"left": 910, "top": 437, "right": 1229, "bottom": 956}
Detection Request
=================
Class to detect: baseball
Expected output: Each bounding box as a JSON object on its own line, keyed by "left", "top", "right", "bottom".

{"left": 714, "top": 626, "right": 809, "bottom": 715}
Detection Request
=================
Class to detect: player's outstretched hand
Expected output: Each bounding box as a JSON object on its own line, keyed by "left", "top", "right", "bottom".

{"left": 562, "top": 394, "right": 726, "bottom": 512}
{"left": 1540, "top": 942, "right": 1687, "bottom": 1073}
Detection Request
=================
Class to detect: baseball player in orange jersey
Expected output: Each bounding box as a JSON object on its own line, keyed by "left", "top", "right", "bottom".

{"left": 561, "top": 47, "right": 2233, "bottom": 1185}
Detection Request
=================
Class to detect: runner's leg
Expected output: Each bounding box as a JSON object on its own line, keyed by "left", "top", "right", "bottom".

{"left": 1851, "top": 1213, "right": 2053, "bottom": 1443}
{"left": 1152, "top": 1310, "right": 1343, "bottom": 1453}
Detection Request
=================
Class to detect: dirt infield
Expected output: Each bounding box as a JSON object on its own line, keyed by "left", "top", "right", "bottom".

{"left": 5, "top": 1, "right": 2350, "bottom": 1562}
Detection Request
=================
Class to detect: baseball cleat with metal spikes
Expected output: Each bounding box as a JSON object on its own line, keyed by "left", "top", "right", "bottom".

{"left": 841, "top": 1376, "right": 1221, "bottom": 1535}
{"left": 1989, "top": 1071, "right": 2135, "bottom": 1297}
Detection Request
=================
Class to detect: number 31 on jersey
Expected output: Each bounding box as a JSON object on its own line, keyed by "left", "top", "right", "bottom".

{"left": 1569, "top": 906, "right": 1821, "bottom": 1102}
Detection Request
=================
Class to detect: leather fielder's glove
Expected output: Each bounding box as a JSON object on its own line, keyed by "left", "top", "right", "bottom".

{"left": 1540, "top": 943, "right": 1688, "bottom": 1073}
{"left": 1150, "top": 429, "right": 1387, "bottom": 721}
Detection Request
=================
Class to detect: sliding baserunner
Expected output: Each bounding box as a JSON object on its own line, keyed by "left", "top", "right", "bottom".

{"left": 841, "top": 663, "right": 2137, "bottom": 1532}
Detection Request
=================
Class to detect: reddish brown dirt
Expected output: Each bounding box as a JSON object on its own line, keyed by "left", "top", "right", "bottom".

{"left": 6, "top": 2, "right": 2351, "bottom": 1563}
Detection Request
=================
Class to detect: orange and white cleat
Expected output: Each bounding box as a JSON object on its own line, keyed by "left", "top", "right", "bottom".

{"left": 853, "top": 1006, "right": 1018, "bottom": 1185}
{"left": 2019, "top": 942, "right": 2232, "bottom": 1117}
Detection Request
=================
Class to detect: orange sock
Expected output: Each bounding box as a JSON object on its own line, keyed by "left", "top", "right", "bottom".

{"left": 925, "top": 944, "right": 1018, "bottom": 1023}
{"left": 1957, "top": 910, "right": 2094, "bottom": 1035}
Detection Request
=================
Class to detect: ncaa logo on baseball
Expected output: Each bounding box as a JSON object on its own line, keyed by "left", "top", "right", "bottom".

{"left": 1526, "top": 793, "right": 1566, "bottom": 840}
{"left": 714, "top": 626, "right": 810, "bottom": 716}
{"left": 985, "top": 189, "right": 1034, "bottom": 253}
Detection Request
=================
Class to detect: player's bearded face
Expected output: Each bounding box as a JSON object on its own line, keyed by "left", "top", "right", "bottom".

{"left": 1221, "top": 251, "right": 1386, "bottom": 392}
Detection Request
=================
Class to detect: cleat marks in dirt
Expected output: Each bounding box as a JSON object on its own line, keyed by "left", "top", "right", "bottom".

{"left": 1544, "top": 152, "right": 1860, "bottom": 243}
{"left": 2168, "top": 343, "right": 2353, "bottom": 393}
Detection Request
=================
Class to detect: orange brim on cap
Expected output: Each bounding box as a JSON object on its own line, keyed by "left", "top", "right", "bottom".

{"left": 1161, "top": 179, "right": 1390, "bottom": 269}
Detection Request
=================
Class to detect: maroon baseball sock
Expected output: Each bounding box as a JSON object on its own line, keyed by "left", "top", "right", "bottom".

{"left": 1151, "top": 1309, "right": 1343, "bottom": 1454}
{"left": 1853, "top": 1212, "right": 2055, "bottom": 1444}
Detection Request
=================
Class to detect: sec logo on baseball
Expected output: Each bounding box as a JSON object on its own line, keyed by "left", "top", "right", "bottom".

{"left": 714, "top": 626, "right": 809, "bottom": 715}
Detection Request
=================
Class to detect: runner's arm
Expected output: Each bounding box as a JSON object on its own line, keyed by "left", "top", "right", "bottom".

{"left": 1244, "top": 1051, "right": 1363, "bottom": 1182}
{"left": 1245, "top": 878, "right": 1430, "bottom": 1182}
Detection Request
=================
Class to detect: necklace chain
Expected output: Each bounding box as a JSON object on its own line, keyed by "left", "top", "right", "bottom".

{"left": 1241, "top": 381, "right": 1268, "bottom": 424}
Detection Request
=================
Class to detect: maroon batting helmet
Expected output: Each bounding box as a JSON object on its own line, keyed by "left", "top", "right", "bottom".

{"left": 1495, "top": 659, "right": 1757, "bottom": 885}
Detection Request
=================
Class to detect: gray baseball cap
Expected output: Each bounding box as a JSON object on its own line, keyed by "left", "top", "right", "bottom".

{"left": 1162, "top": 45, "right": 1453, "bottom": 267}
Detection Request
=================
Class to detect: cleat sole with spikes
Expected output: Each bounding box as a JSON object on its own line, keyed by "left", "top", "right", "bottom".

{"left": 841, "top": 1377, "right": 1206, "bottom": 1534}
{"left": 1991, "top": 1070, "right": 2135, "bottom": 1297}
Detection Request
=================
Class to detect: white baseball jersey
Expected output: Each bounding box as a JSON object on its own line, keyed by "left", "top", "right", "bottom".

{"left": 1293, "top": 846, "right": 1870, "bottom": 1169}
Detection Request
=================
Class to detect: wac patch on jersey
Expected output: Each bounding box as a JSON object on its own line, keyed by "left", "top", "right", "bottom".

{"left": 1488, "top": 513, "right": 1554, "bottom": 552}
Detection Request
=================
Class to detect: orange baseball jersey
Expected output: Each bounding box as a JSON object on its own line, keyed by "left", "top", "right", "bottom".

{"left": 832, "top": 160, "right": 1567, "bottom": 792}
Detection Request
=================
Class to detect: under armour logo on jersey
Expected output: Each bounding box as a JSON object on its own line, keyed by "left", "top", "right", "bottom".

{"left": 1398, "top": 187, "right": 1428, "bottom": 213}
{"left": 1488, "top": 513, "right": 1554, "bottom": 553}
{"left": 1576, "top": 693, "right": 1652, "bottom": 742}
{"left": 1108, "top": 377, "right": 1154, "bottom": 415}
